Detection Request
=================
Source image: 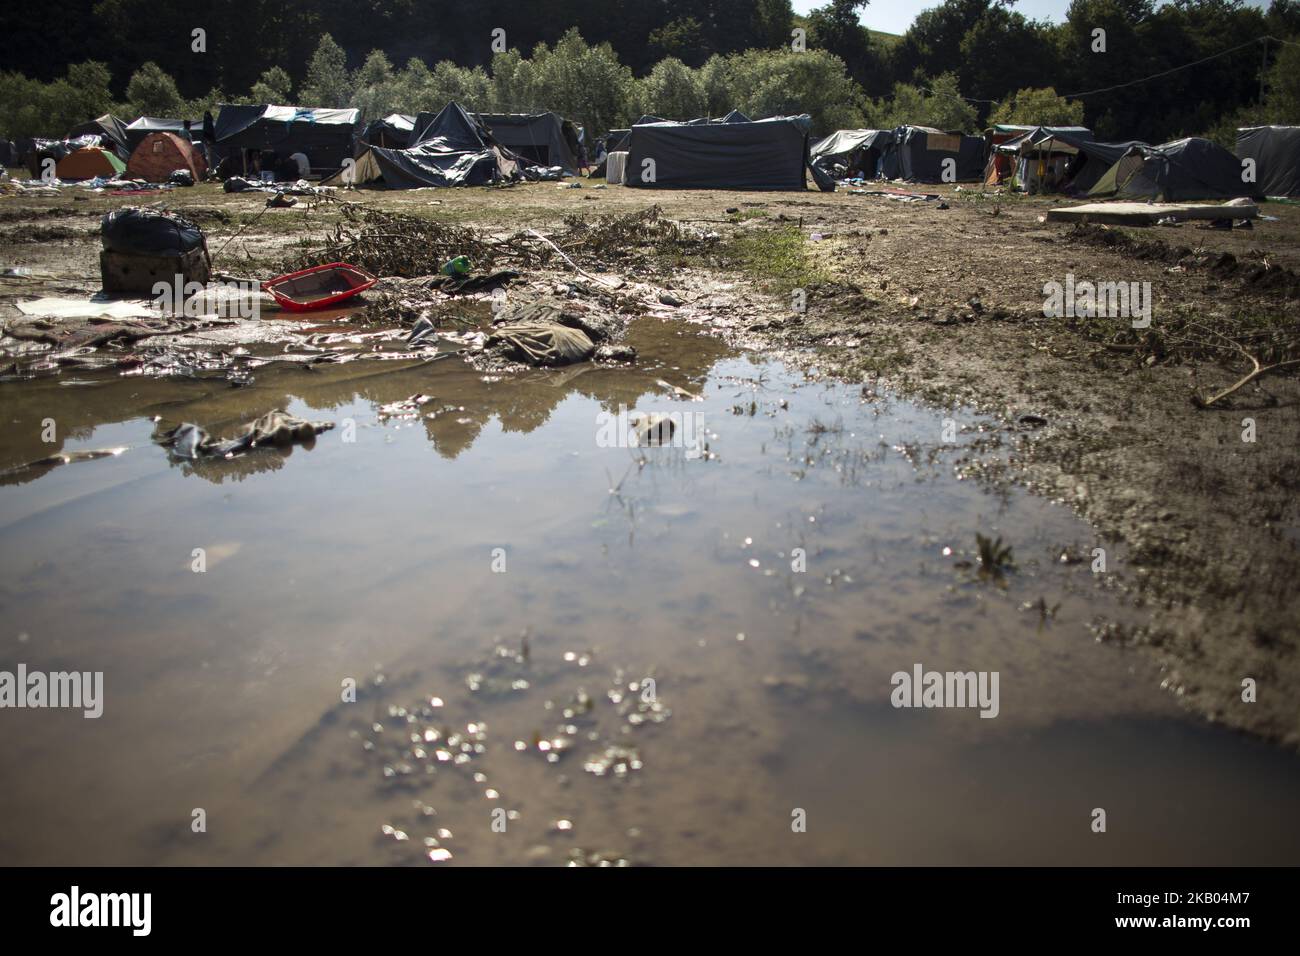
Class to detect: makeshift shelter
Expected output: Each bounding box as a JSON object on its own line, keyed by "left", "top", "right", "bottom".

{"left": 54, "top": 146, "right": 125, "bottom": 180}
{"left": 125, "top": 117, "right": 200, "bottom": 151}
{"left": 359, "top": 113, "right": 415, "bottom": 149}
{"left": 982, "top": 125, "right": 1093, "bottom": 188}
{"left": 213, "top": 104, "right": 360, "bottom": 176}
{"left": 623, "top": 113, "right": 823, "bottom": 191}
{"left": 65, "top": 114, "right": 131, "bottom": 159}
{"left": 879, "top": 126, "right": 984, "bottom": 182}
{"left": 321, "top": 149, "right": 383, "bottom": 186}
{"left": 126, "top": 131, "right": 206, "bottom": 183}
{"left": 810, "top": 129, "right": 894, "bottom": 179}
{"left": 471, "top": 112, "right": 582, "bottom": 173}
{"left": 1087, "top": 137, "right": 1256, "bottom": 201}
{"left": 327, "top": 103, "right": 519, "bottom": 188}
{"left": 1236, "top": 126, "right": 1300, "bottom": 197}
{"left": 983, "top": 126, "right": 1123, "bottom": 193}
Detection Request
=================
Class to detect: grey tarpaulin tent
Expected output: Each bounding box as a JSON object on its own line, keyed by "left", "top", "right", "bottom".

{"left": 1236, "top": 126, "right": 1300, "bottom": 197}
{"left": 880, "top": 126, "right": 984, "bottom": 182}
{"left": 360, "top": 113, "right": 415, "bottom": 149}
{"left": 469, "top": 112, "right": 581, "bottom": 173}
{"left": 1088, "top": 137, "right": 1256, "bottom": 201}
{"left": 330, "top": 102, "right": 519, "bottom": 188}
{"left": 623, "top": 113, "right": 826, "bottom": 191}
{"left": 214, "top": 104, "right": 361, "bottom": 174}
{"left": 810, "top": 128, "right": 894, "bottom": 178}
{"left": 126, "top": 117, "right": 201, "bottom": 151}
{"left": 65, "top": 114, "right": 131, "bottom": 160}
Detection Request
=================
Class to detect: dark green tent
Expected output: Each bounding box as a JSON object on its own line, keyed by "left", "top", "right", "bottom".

{"left": 1087, "top": 137, "right": 1256, "bottom": 201}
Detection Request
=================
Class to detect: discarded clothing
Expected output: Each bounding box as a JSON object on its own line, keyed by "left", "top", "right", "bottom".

{"left": 487, "top": 320, "right": 594, "bottom": 366}
{"left": 157, "top": 410, "right": 334, "bottom": 460}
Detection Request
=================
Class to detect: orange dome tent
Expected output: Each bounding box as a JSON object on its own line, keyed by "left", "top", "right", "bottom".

{"left": 54, "top": 146, "right": 125, "bottom": 180}
{"left": 126, "top": 131, "right": 206, "bottom": 183}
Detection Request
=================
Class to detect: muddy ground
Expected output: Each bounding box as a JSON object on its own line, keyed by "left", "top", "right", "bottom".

{"left": 2, "top": 175, "right": 1298, "bottom": 748}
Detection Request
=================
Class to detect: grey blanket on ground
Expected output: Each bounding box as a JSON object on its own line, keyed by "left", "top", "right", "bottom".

{"left": 158, "top": 409, "right": 334, "bottom": 460}
{"left": 486, "top": 298, "right": 612, "bottom": 366}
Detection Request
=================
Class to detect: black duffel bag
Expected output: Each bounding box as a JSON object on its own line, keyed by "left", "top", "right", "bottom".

{"left": 101, "top": 207, "right": 206, "bottom": 256}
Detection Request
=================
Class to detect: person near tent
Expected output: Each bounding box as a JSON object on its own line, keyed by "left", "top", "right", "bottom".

{"left": 289, "top": 151, "right": 311, "bottom": 179}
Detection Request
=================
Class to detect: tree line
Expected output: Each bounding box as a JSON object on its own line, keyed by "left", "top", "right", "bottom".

{"left": 1, "top": 0, "right": 1297, "bottom": 148}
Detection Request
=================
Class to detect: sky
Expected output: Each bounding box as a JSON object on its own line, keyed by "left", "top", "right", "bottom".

{"left": 789, "top": 0, "right": 1273, "bottom": 37}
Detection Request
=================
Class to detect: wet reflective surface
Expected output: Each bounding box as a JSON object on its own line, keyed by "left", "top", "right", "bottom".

{"left": 1, "top": 317, "right": 1298, "bottom": 865}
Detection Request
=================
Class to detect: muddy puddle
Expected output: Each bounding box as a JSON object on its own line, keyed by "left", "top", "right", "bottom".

{"left": 1, "top": 315, "right": 1298, "bottom": 865}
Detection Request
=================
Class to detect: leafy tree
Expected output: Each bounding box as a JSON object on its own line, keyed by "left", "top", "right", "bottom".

{"left": 300, "top": 33, "right": 351, "bottom": 108}
{"left": 706, "top": 48, "right": 867, "bottom": 133}
{"left": 988, "top": 86, "right": 1086, "bottom": 126}
{"left": 529, "top": 29, "right": 637, "bottom": 134}
{"left": 865, "top": 72, "right": 979, "bottom": 131}
{"left": 125, "top": 62, "right": 185, "bottom": 116}
{"left": 638, "top": 57, "right": 707, "bottom": 119}
{"left": 649, "top": 17, "right": 710, "bottom": 67}
{"left": 350, "top": 52, "right": 397, "bottom": 119}
{"left": 489, "top": 50, "right": 539, "bottom": 112}
{"left": 807, "top": 1, "right": 875, "bottom": 83}
{"left": 249, "top": 67, "right": 293, "bottom": 105}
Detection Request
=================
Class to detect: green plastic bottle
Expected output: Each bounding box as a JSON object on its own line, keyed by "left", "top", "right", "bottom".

{"left": 442, "top": 256, "right": 472, "bottom": 276}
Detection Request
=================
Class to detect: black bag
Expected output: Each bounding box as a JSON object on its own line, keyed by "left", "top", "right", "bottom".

{"left": 101, "top": 207, "right": 206, "bottom": 256}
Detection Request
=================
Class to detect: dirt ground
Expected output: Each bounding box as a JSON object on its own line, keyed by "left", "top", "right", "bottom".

{"left": 2, "top": 175, "right": 1298, "bottom": 747}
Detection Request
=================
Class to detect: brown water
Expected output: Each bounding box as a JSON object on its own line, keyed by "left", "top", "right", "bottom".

{"left": 1, "top": 317, "right": 1298, "bottom": 866}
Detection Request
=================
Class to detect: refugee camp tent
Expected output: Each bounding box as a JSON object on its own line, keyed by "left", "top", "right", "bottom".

{"left": 125, "top": 117, "right": 200, "bottom": 151}
{"left": 359, "top": 113, "right": 415, "bottom": 149}
{"left": 126, "top": 131, "right": 206, "bottom": 182}
{"left": 1236, "top": 126, "right": 1300, "bottom": 197}
{"left": 623, "top": 113, "right": 821, "bottom": 191}
{"left": 810, "top": 129, "right": 894, "bottom": 179}
{"left": 65, "top": 114, "right": 131, "bottom": 159}
{"left": 327, "top": 102, "right": 519, "bottom": 188}
{"left": 25, "top": 135, "right": 99, "bottom": 177}
{"left": 214, "top": 104, "right": 361, "bottom": 175}
{"left": 984, "top": 126, "right": 1122, "bottom": 193}
{"left": 1087, "top": 137, "right": 1255, "bottom": 201}
{"left": 469, "top": 112, "right": 582, "bottom": 173}
{"left": 54, "top": 146, "right": 125, "bottom": 180}
{"left": 321, "top": 148, "right": 383, "bottom": 186}
{"left": 983, "top": 125, "right": 1093, "bottom": 188}
{"left": 879, "top": 126, "right": 984, "bottom": 182}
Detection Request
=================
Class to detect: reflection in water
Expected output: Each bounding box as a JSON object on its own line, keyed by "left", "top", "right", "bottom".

{"left": 0, "top": 317, "right": 1298, "bottom": 866}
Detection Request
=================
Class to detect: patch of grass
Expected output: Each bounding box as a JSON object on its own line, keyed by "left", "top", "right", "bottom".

{"left": 718, "top": 224, "right": 832, "bottom": 295}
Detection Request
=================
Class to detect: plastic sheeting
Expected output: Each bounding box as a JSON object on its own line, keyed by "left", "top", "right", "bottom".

{"left": 472, "top": 112, "right": 581, "bottom": 173}
{"left": 1236, "top": 126, "right": 1300, "bottom": 198}
{"left": 126, "top": 117, "right": 201, "bottom": 151}
{"left": 880, "top": 126, "right": 984, "bottom": 183}
{"left": 623, "top": 114, "right": 815, "bottom": 191}
{"left": 65, "top": 114, "right": 131, "bottom": 159}
{"left": 213, "top": 104, "right": 360, "bottom": 172}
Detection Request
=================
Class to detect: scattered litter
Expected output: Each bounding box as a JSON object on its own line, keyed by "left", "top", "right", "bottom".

{"left": 156, "top": 410, "right": 334, "bottom": 461}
